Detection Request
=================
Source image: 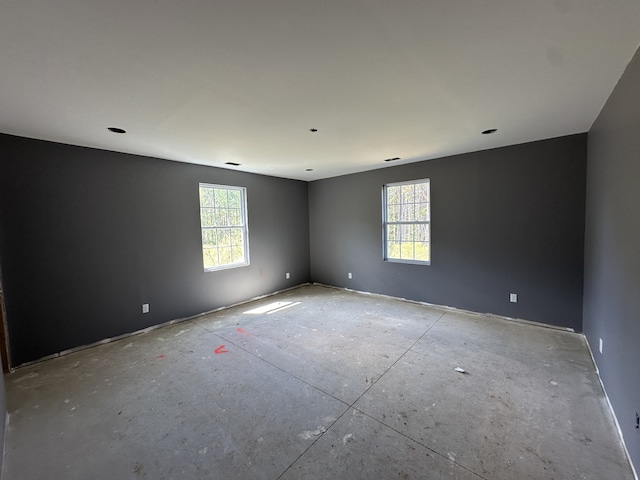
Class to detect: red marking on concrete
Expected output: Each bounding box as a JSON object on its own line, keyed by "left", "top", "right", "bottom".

{"left": 236, "top": 328, "right": 249, "bottom": 335}
{"left": 157, "top": 355, "right": 165, "bottom": 359}
{"left": 214, "top": 345, "right": 229, "bottom": 354}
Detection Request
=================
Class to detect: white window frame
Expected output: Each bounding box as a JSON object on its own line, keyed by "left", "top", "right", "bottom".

{"left": 383, "top": 178, "right": 431, "bottom": 265}
{"left": 199, "top": 183, "right": 249, "bottom": 271}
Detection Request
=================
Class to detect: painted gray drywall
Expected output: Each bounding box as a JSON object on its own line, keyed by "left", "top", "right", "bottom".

{"left": 0, "top": 134, "right": 310, "bottom": 366}
{"left": 309, "top": 135, "right": 587, "bottom": 331}
{"left": 584, "top": 45, "right": 640, "bottom": 472}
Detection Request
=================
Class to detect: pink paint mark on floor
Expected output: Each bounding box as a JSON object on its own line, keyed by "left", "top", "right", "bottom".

{"left": 236, "top": 328, "right": 249, "bottom": 335}
{"left": 214, "top": 345, "right": 229, "bottom": 354}
{"left": 157, "top": 355, "right": 165, "bottom": 359}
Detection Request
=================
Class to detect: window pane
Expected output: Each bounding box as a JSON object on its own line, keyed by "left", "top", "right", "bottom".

{"left": 415, "top": 242, "right": 430, "bottom": 262}
{"left": 400, "top": 242, "right": 415, "bottom": 260}
{"left": 200, "top": 208, "right": 215, "bottom": 227}
{"left": 228, "top": 190, "right": 241, "bottom": 208}
{"left": 215, "top": 209, "right": 228, "bottom": 226}
{"left": 201, "top": 187, "right": 215, "bottom": 207}
{"left": 214, "top": 189, "right": 228, "bottom": 207}
{"left": 416, "top": 202, "right": 429, "bottom": 222}
{"left": 415, "top": 183, "right": 429, "bottom": 202}
{"left": 203, "top": 248, "right": 218, "bottom": 269}
{"left": 387, "top": 205, "right": 400, "bottom": 222}
{"left": 401, "top": 184, "right": 415, "bottom": 204}
{"left": 217, "top": 228, "right": 230, "bottom": 246}
{"left": 230, "top": 228, "right": 244, "bottom": 245}
{"left": 202, "top": 229, "right": 217, "bottom": 247}
{"left": 415, "top": 224, "right": 429, "bottom": 242}
{"left": 400, "top": 204, "right": 415, "bottom": 222}
{"left": 218, "top": 246, "right": 231, "bottom": 265}
{"left": 401, "top": 224, "right": 415, "bottom": 241}
{"left": 387, "top": 224, "right": 400, "bottom": 242}
{"left": 387, "top": 186, "right": 401, "bottom": 205}
{"left": 231, "top": 246, "right": 244, "bottom": 263}
{"left": 229, "top": 208, "right": 242, "bottom": 226}
{"left": 387, "top": 241, "right": 400, "bottom": 259}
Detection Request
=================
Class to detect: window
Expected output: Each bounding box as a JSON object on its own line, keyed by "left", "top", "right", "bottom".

{"left": 383, "top": 179, "right": 430, "bottom": 264}
{"left": 199, "top": 183, "right": 249, "bottom": 271}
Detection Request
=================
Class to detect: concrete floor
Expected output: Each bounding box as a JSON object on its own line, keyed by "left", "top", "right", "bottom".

{"left": 4, "top": 284, "right": 634, "bottom": 479}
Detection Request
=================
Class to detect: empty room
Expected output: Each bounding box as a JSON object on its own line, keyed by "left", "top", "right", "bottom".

{"left": 1, "top": 1, "right": 639, "bottom": 479}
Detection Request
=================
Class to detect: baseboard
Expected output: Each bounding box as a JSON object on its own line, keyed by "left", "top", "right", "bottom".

{"left": 313, "top": 282, "right": 575, "bottom": 333}
{"left": 12, "top": 283, "right": 310, "bottom": 370}
{"left": 315, "top": 281, "right": 636, "bottom": 478}
{"left": 584, "top": 336, "right": 638, "bottom": 480}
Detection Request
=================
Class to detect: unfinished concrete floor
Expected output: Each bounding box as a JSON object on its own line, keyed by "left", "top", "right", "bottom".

{"left": 4, "top": 285, "right": 634, "bottom": 479}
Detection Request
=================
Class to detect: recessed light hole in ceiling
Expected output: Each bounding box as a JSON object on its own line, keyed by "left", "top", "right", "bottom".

{"left": 482, "top": 129, "right": 497, "bottom": 135}
{"left": 309, "top": 128, "right": 318, "bottom": 133}
{"left": 225, "top": 162, "right": 241, "bottom": 166}
{"left": 305, "top": 168, "right": 314, "bottom": 172}
{"left": 107, "top": 127, "right": 126, "bottom": 134}
{"left": 384, "top": 157, "right": 401, "bottom": 162}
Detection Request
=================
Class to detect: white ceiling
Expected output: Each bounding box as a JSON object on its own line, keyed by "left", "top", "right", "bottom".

{"left": 1, "top": 1, "right": 639, "bottom": 181}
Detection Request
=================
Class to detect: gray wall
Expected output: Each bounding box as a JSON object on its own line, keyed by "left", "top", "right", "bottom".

{"left": 584, "top": 46, "right": 640, "bottom": 471}
{"left": 0, "top": 133, "right": 310, "bottom": 366}
{"left": 309, "top": 135, "right": 587, "bottom": 331}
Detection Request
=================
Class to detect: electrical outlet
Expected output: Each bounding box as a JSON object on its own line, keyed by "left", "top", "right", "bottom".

{"left": 599, "top": 338, "right": 603, "bottom": 354}
{"left": 142, "top": 303, "right": 149, "bottom": 314}
{"left": 509, "top": 293, "right": 517, "bottom": 303}
{"left": 348, "top": 272, "right": 352, "bottom": 279}
{"left": 286, "top": 272, "right": 290, "bottom": 279}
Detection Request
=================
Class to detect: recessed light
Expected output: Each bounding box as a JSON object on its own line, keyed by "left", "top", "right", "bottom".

{"left": 309, "top": 128, "right": 318, "bottom": 133}
{"left": 482, "top": 129, "right": 497, "bottom": 135}
{"left": 225, "top": 162, "right": 241, "bottom": 166}
{"left": 384, "top": 157, "right": 401, "bottom": 163}
{"left": 107, "top": 127, "right": 126, "bottom": 134}
{"left": 305, "top": 168, "right": 314, "bottom": 172}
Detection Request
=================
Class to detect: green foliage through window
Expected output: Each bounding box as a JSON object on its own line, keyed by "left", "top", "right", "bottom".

{"left": 384, "top": 179, "right": 430, "bottom": 264}
{"left": 199, "top": 184, "right": 249, "bottom": 270}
